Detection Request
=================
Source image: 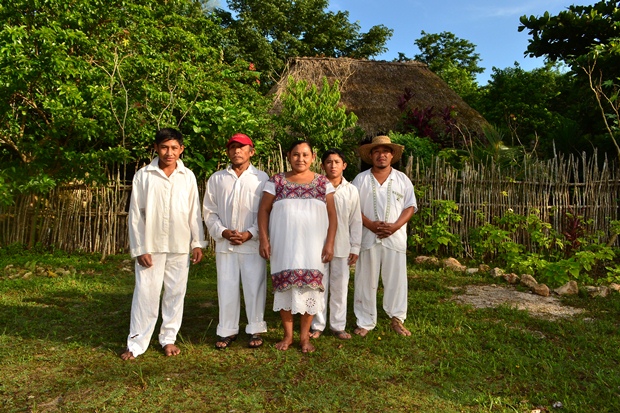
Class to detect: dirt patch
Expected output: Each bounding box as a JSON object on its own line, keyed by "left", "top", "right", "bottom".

{"left": 450, "top": 284, "right": 586, "bottom": 320}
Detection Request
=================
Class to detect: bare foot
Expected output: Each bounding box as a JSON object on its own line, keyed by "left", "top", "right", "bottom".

{"left": 120, "top": 349, "right": 135, "bottom": 360}
{"left": 163, "top": 344, "right": 181, "bottom": 356}
{"left": 309, "top": 329, "right": 322, "bottom": 339}
{"left": 300, "top": 339, "right": 315, "bottom": 353}
{"left": 353, "top": 327, "right": 369, "bottom": 337}
{"left": 275, "top": 338, "right": 293, "bottom": 351}
{"left": 390, "top": 317, "right": 411, "bottom": 336}
{"left": 331, "top": 330, "right": 351, "bottom": 340}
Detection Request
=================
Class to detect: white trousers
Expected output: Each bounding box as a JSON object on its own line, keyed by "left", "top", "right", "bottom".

{"left": 354, "top": 244, "right": 407, "bottom": 331}
{"left": 216, "top": 252, "right": 267, "bottom": 337}
{"left": 311, "top": 257, "right": 350, "bottom": 332}
{"left": 126, "top": 253, "right": 189, "bottom": 357}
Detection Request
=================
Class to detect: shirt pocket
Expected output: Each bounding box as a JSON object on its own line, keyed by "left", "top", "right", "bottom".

{"left": 391, "top": 190, "right": 405, "bottom": 209}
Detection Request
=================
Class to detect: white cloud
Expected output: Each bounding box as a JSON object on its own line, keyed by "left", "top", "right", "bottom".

{"left": 468, "top": 0, "right": 567, "bottom": 19}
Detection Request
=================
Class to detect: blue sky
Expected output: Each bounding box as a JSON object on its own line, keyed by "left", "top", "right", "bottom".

{"left": 328, "top": 0, "right": 598, "bottom": 84}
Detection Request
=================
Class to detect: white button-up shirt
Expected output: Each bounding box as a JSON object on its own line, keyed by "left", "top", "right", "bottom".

{"left": 352, "top": 168, "right": 417, "bottom": 253}
{"left": 332, "top": 177, "right": 363, "bottom": 258}
{"left": 203, "top": 164, "right": 268, "bottom": 254}
{"left": 128, "top": 158, "right": 206, "bottom": 258}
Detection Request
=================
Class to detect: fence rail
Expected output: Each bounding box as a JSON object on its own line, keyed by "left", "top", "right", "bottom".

{"left": 1, "top": 153, "right": 619, "bottom": 255}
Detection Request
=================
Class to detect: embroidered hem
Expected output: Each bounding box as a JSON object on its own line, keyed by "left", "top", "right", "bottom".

{"left": 272, "top": 268, "right": 325, "bottom": 292}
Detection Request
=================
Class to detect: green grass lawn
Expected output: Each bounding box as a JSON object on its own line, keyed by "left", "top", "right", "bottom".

{"left": 1, "top": 247, "right": 619, "bottom": 412}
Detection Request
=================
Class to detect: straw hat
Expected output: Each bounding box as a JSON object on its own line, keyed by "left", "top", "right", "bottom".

{"left": 357, "top": 135, "right": 404, "bottom": 165}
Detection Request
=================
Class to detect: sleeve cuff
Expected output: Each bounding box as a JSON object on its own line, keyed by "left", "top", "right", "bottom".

{"left": 130, "top": 247, "right": 147, "bottom": 258}
{"left": 191, "top": 240, "right": 208, "bottom": 249}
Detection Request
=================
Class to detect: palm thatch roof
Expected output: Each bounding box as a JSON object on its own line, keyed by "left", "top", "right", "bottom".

{"left": 270, "top": 57, "right": 488, "bottom": 137}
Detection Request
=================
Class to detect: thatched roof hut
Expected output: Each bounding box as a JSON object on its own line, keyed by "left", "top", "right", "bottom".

{"left": 270, "top": 57, "right": 488, "bottom": 137}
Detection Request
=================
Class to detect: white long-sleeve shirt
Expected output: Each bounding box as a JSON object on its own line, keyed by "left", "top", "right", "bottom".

{"left": 203, "top": 164, "right": 268, "bottom": 254}
{"left": 352, "top": 168, "right": 417, "bottom": 253}
{"left": 128, "top": 158, "right": 206, "bottom": 258}
{"left": 333, "top": 177, "right": 362, "bottom": 258}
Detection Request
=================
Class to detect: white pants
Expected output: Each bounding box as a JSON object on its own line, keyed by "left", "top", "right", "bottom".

{"left": 354, "top": 244, "right": 407, "bottom": 330}
{"left": 311, "top": 257, "right": 350, "bottom": 332}
{"left": 126, "top": 253, "right": 189, "bottom": 357}
{"left": 216, "top": 252, "right": 267, "bottom": 337}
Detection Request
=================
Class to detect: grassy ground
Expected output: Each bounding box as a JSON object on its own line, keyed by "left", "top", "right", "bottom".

{"left": 1, "top": 247, "right": 620, "bottom": 413}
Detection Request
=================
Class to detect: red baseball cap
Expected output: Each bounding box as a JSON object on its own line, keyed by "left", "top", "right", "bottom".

{"left": 226, "top": 133, "right": 254, "bottom": 148}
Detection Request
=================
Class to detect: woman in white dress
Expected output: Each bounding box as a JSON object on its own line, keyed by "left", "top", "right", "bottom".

{"left": 258, "top": 140, "right": 337, "bottom": 353}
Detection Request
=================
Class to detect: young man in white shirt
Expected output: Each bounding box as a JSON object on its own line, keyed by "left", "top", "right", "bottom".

{"left": 121, "top": 128, "right": 205, "bottom": 360}
{"left": 203, "top": 133, "right": 269, "bottom": 349}
{"left": 310, "top": 148, "right": 362, "bottom": 340}
{"left": 352, "top": 135, "right": 417, "bottom": 337}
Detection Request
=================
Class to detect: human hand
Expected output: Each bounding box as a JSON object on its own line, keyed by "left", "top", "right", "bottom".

{"left": 376, "top": 222, "right": 397, "bottom": 239}
{"left": 367, "top": 220, "right": 383, "bottom": 235}
{"left": 223, "top": 229, "right": 241, "bottom": 245}
{"left": 321, "top": 243, "right": 334, "bottom": 263}
{"left": 347, "top": 253, "right": 358, "bottom": 266}
{"left": 191, "top": 247, "right": 203, "bottom": 264}
{"left": 259, "top": 239, "right": 271, "bottom": 260}
{"left": 137, "top": 254, "right": 153, "bottom": 268}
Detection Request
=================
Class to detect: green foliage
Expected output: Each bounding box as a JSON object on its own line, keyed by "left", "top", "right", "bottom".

{"left": 410, "top": 199, "right": 462, "bottom": 255}
{"left": 408, "top": 31, "right": 483, "bottom": 102}
{"left": 475, "top": 63, "right": 584, "bottom": 157}
{"left": 518, "top": 1, "right": 620, "bottom": 158}
{"left": 467, "top": 209, "right": 618, "bottom": 287}
{"left": 519, "top": 1, "right": 620, "bottom": 76}
{"left": 413, "top": 31, "right": 484, "bottom": 77}
{"left": 389, "top": 132, "right": 440, "bottom": 167}
{"left": 468, "top": 125, "right": 524, "bottom": 168}
{"left": 273, "top": 77, "right": 358, "bottom": 154}
{"left": 217, "top": 0, "right": 392, "bottom": 88}
{"left": 0, "top": 0, "right": 273, "bottom": 196}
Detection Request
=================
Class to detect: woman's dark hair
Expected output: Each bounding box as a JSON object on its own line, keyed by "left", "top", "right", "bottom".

{"left": 287, "top": 140, "right": 313, "bottom": 154}
{"left": 321, "top": 148, "right": 346, "bottom": 164}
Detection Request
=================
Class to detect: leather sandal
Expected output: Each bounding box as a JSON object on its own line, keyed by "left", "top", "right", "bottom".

{"left": 215, "top": 335, "right": 237, "bottom": 349}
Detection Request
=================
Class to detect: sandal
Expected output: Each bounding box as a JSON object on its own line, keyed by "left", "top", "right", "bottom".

{"left": 331, "top": 330, "right": 351, "bottom": 340}
{"left": 390, "top": 317, "right": 411, "bottom": 336}
{"left": 215, "top": 335, "right": 237, "bottom": 349}
{"left": 248, "top": 334, "right": 263, "bottom": 348}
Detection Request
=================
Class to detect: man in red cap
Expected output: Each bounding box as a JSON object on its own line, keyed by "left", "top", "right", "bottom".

{"left": 203, "top": 133, "right": 269, "bottom": 349}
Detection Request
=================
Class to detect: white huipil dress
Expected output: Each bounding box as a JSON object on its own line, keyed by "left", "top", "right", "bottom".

{"left": 263, "top": 173, "right": 335, "bottom": 315}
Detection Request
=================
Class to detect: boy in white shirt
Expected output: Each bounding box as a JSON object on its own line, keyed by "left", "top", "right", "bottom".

{"left": 121, "top": 128, "right": 205, "bottom": 360}
{"left": 203, "top": 133, "right": 269, "bottom": 349}
{"left": 310, "top": 148, "right": 362, "bottom": 340}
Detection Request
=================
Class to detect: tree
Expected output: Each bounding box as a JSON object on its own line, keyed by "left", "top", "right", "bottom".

{"left": 410, "top": 31, "right": 484, "bottom": 101}
{"left": 216, "top": 0, "right": 392, "bottom": 86}
{"left": 273, "top": 77, "right": 358, "bottom": 154}
{"left": 519, "top": 1, "right": 620, "bottom": 74}
{"left": 0, "top": 0, "right": 272, "bottom": 202}
{"left": 476, "top": 63, "right": 578, "bottom": 156}
{"left": 519, "top": 1, "right": 620, "bottom": 159}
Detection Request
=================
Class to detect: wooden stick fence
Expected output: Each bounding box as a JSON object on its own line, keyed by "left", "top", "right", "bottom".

{"left": 1, "top": 153, "right": 618, "bottom": 255}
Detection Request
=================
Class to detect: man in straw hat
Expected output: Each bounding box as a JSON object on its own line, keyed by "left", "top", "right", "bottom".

{"left": 351, "top": 135, "right": 417, "bottom": 337}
